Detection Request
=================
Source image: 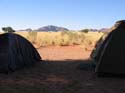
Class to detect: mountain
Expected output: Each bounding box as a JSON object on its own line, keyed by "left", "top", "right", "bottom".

{"left": 25, "top": 28, "right": 32, "bottom": 31}
{"left": 37, "top": 25, "right": 69, "bottom": 31}
{"left": 18, "top": 28, "right": 32, "bottom": 31}
{"left": 89, "top": 29, "right": 99, "bottom": 32}
{"left": 99, "top": 28, "right": 109, "bottom": 32}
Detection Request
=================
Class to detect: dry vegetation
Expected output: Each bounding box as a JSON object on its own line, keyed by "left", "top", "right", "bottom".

{"left": 15, "top": 31, "right": 104, "bottom": 49}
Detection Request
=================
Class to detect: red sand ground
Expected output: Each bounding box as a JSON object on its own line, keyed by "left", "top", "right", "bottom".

{"left": 0, "top": 46, "right": 125, "bottom": 93}
{"left": 37, "top": 45, "right": 91, "bottom": 60}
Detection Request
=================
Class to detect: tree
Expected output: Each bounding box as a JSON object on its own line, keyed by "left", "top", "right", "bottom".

{"left": 2, "top": 27, "right": 15, "bottom": 33}
{"left": 80, "top": 29, "right": 89, "bottom": 33}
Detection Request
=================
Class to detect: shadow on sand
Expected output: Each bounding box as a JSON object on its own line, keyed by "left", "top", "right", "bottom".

{"left": 0, "top": 59, "right": 124, "bottom": 93}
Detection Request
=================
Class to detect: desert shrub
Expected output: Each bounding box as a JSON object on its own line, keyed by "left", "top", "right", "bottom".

{"left": 67, "top": 31, "right": 75, "bottom": 40}
{"left": 70, "top": 33, "right": 80, "bottom": 45}
{"left": 60, "top": 35, "right": 70, "bottom": 46}
{"left": 27, "top": 31, "right": 37, "bottom": 43}
{"left": 80, "top": 29, "right": 89, "bottom": 33}
{"left": 67, "top": 32, "right": 86, "bottom": 45}
{"left": 56, "top": 31, "right": 86, "bottom": 46}
{"left": 60, "top": 31, "right": 69, "bottom": 36}
{"left": 40, "top": 34, "right": 54, "bottom": 46}
{"left": 78, "top": 33, "right": 86, "bottom": 43}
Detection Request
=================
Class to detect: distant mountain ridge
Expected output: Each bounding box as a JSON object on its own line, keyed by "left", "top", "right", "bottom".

{"left": 99, "top": 28, "right": 109, "bottom": 32}
{"left": 37, "top": 25, "right": 69, "bottom": 31}
{"left": 17, "top": 25, "right": 109, "bottom": 32}
{"left": 19, "top": 25, "right": 69, "bottom": 32}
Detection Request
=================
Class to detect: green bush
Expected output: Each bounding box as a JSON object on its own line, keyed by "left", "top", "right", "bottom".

{"left": 2, "top": 27, "right": 15, "bottom": 33}
{"left": 80, "top": 29, "right": 89, "bottom": 33}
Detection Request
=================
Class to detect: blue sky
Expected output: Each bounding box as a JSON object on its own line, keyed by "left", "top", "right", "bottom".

{"left": 0, "top": 0, "right": 125, "bottom": 30}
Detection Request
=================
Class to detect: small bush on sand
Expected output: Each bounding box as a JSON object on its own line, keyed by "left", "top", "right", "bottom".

{"left": 80, "top": 29, "right": 89, "bottom": 33}
{"left": 27, "top": 31, "right": 37, "bottom": 43}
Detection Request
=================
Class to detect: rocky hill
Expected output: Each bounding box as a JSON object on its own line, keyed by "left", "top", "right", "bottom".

{"left": 37, "top": 25, "right": 69, "bottom": 31}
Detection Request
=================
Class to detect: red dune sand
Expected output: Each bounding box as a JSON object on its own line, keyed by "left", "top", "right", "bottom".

{"left": 38, "top": 45, "right": 91, "bottom": 60}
